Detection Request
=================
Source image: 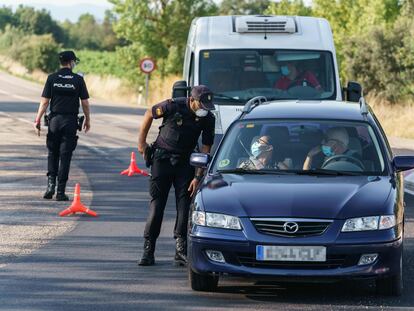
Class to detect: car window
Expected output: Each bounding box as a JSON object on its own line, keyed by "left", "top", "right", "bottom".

{"left": 212, "top": 120, "right": 386, "bottom": 175}
{"left": 200, "top": 49, "right": 336, "bottom": 104}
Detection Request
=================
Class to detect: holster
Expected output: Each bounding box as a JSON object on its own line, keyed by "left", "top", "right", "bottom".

{"left": 77, "top": 115, "right": 85, "bottom": 131}
{"left": 144, "top": 144, "right": 155, "bottom": 168}
{"left": 43, "top": 114, "right": 50, "bottom": 127}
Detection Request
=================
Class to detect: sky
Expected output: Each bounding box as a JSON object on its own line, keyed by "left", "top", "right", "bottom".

{"left": 1, "top": 0, "right": 112, "bottom": 6}
{"left": 1, "top": 0, "right": 113, "bottom": 22}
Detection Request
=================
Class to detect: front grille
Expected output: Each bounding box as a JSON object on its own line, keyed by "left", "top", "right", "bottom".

{"left": 237, "top": 253, "right": 354, "bottom": 269}
{"left": 251, "top": 218, "right": 332, "bottom": 238}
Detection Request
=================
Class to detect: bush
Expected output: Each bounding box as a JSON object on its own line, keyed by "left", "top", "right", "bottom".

{"left": 344, "top": 14, "right": 414, "bottom": 102}
{"left": 75, "top": 50, "right": 126, "bottom": 78}
{"left": 13, "top": 34, "right": 60, "bottom": 73}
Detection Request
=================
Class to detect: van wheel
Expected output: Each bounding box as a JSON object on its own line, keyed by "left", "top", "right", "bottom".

{"left": 188, "top": 268, "right": 219, "bottom": 292}
{"left": 376, "top": 256, "right": 403, "bottom": 296}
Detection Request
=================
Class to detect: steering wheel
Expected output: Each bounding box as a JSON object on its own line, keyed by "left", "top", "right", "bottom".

{"left": 322, "top": 154, "right": 365, "bottom": 170}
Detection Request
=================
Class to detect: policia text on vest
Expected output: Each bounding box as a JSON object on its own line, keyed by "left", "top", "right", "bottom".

{"left": 34, "top": 50, "right": 91, "bottom": 201}
{"left": 137, "top": 85, "right": 215, "bottom": 267}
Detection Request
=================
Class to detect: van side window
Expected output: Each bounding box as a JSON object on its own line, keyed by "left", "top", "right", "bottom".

{"left": 189, "top": 53, "right": 194, "bottom": 87}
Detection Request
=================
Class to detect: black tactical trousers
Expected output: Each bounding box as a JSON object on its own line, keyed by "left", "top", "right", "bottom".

{"left": 46, "top": 115, "right": 78, "bottom": 182}
{"left": 144, "top": 153, "right": 195, "bottom": 241}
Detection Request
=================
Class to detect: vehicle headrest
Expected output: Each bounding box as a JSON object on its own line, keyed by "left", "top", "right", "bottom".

{"left": 263, "top": 126, "right": 289, "bottom": 143}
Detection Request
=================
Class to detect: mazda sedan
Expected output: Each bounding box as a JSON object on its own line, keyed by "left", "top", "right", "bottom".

{"left": 188, "top": 99, "right": 414, "bottom": 296}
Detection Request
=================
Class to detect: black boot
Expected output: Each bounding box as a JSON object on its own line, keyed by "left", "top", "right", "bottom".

{"left": 138, "top": 239, "right": 156, "bottom": 266}
{"left": 56, "top": 182, "right": 69, "bottom": 201}
{"left": 43, "top": 176, "right": 56, "bottom": 199}
{"left": 174, "top": 237, "right": 187, "bottom": 266}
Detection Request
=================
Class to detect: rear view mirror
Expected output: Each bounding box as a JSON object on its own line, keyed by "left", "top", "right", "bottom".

{"left": 345, "top": 81, "right": 362, "bottom": 102}
{"left": 172, "top": 80, "right": 190, "bottom": 98}
{"left": 190, "top": 153, "right": 211, "bottom": 168}
{"left": 393, "top": 156, "right": 414, "bottom": 172}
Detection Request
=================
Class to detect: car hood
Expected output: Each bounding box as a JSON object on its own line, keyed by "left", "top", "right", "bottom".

{"left": 199, "top": 174, "right": 393, "bottom": 219}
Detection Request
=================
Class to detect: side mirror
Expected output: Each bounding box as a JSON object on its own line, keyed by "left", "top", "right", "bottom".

{"left": 190, "top": 153, "right": 211, "bottom": 168}
{"left": 172, "top": 80, "right": 190, "bottom": 98}
{"left": 345, "top": 81, "right": 362, "bottom": 102}
{"left": 393, "top": 156, "right": 414, "bottom": 172}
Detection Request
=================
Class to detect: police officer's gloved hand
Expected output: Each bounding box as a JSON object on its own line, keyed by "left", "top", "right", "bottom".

{"left": 34, "top": 118, "right": 41, "bottom": 136}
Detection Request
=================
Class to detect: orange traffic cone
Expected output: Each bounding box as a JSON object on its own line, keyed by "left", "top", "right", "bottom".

{"left": 120, "top": 151, "right": 149, "bottom": 177}
{"left": 59, "top": 183, "right": 98, "bottom": 217}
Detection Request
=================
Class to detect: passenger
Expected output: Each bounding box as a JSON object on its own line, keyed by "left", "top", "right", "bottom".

{"left": 303, "top": 127, "right": 356, "bottom": 170}
{"left": 275, "top": 61, "right": 322, "bottom": 91}
{"left": 239, "top": 136, "right": 292, "bottom": 170}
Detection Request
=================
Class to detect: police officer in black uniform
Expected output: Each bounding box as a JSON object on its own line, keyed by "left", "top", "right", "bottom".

{"left": 34, "top": 50, "right": 91, "bottom": 201}
{"left": 137, "top": 85, "right": 215, "bottom": 266}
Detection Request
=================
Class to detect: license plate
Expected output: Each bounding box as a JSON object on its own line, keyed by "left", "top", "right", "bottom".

{"left": 256, "top": 245, "right": 326, "bottom": 262}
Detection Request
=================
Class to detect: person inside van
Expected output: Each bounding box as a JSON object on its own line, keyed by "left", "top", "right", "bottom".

{"left": 303, "top": 127, "right": 359, "bottom": 170}
{"left": 238, "top": 136, "right": 292, "bottom": 170}
{"left": 275, "top": 61, "right": 322, "bottom": 91}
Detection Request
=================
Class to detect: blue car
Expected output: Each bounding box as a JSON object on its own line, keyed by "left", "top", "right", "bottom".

{"left": 188, "top": 98, "right": 414, "bottom": 296}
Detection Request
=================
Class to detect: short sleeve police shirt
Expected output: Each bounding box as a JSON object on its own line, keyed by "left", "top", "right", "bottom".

{"left": 42, "top": 68, "right": 89, "bottom": 115}
{"left": 152, "top": 98, "right": 215, "bottom": 153}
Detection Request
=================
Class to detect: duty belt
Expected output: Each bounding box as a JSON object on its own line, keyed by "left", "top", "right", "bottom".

{"left": 154, "top": 148, "right": 191, "bottom": 166}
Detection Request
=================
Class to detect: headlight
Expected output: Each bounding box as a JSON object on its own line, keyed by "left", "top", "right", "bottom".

{"left": 191, "top": 211, "right": 242, "bottom": 230}
{"left": 341, "top": 215, "right": 396, "bottom": 232}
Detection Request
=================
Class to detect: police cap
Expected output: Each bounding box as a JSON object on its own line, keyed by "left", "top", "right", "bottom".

{"left": 191, "top": 85, "right": 214, "bottom": 110}
{"left": 59, "top": 50, "right": 80, "bottom": 63}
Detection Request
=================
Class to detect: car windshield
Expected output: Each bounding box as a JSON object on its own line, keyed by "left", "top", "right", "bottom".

{"left": 200, "top": 49, "right": 336, "bottom": 103}
{"left": 212, "top": 120, "right": 386, "bottom": 176}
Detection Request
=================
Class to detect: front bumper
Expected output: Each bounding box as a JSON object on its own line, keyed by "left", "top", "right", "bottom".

{"left": 188, "top": 227, "right": 403, "bottom": 281}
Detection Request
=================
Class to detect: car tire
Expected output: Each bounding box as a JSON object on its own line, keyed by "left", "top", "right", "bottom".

{"left": 376, "top": 253, "right": 403, "bottom": 296}
{"left": 188, "top": 267, "right": 219, "bottom": 292}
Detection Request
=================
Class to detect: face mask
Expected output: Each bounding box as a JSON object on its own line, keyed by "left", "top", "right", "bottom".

{"left": 195, "top": 109, "right": 208, "bottom": 117}
{"left": 251, "top": 141, "right": 273, "bottom": 158}
{"left": 281, "top": 65, "right": 290, "bottom": 76}
{"left": 71, "top": 61, "right": 77, "bottom": 69}
{"left": 322, "top": 145, "right": 335, "bottom": 157}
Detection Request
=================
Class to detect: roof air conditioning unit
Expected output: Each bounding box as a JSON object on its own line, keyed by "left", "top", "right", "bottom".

{"left": 235, "top": 16, "right": 296, "bottom": 34}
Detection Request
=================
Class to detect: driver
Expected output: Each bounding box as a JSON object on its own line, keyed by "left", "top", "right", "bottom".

{"left": 239, "top": 136, "right": 292, "bottom": 170}
{"left": 275, "top": 61, "right": 322, "bottom": 91}
{"left": 303, "top": 127, "right": 358, "bottom": 170}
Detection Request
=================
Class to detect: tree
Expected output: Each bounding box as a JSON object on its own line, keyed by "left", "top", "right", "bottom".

{"left": 14, "top": 5, "right": 65, "bottom": 43}
{"left": 266, "top": 0, "right": 312, "bottom": 16}
{"left": 219, "top": 0, "right": 270, "bottom": 15}
{"left": 343, "top": 0, "right": 413, "bottom": 101}
{"left": 0, "top": 6, "right": 17, "bottom": 31}
{"left": 110, "top": 0, "right": 218, "bottom": 76}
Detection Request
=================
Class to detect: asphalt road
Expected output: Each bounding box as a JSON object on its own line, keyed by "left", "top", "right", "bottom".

{"left": 1, "top": 71, "right": 414, "bottom": 311}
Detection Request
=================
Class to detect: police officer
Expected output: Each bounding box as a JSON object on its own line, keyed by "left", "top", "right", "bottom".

{"left": 34, "top": 50, "right": 91, "bottom": 201}
{"left": 137, "top": 85, "right": 215, "bottom": 266}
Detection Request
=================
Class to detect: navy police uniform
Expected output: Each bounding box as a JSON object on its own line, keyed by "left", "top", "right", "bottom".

{"left": 42, "top": 51, "right": 89, "bottom": 199}
{"left": 144, "top": 97, "right": 215, "bottom": 242}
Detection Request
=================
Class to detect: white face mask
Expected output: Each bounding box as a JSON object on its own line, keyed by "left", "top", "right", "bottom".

{"left": 195, "top": 109, "right": 208, "bottom": 117}
{"left": 70, "top": 60, "right": 77, "bottom": 69}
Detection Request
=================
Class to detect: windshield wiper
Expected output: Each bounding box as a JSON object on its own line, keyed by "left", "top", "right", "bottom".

{"left": 214, "top": 93, "right": 243, "bottom": 102}
{"left": 217, "top": 168, "right": 293, "bottom": 175}
{"left": 296, "top": 169, "right": 364, "bottom": 176}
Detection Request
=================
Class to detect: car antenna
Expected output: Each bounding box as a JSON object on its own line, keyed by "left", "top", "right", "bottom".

{"left": 242, "top": 96, "right": 268, "bottom": 115}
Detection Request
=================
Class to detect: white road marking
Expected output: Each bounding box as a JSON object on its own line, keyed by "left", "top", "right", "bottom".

{"left": 0, "top": 88, "right": 37, "bottom": 102}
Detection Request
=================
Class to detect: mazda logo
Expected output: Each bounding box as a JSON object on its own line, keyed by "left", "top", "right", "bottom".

{"left": 283, "top": 222, "right": 299, "bottom": 233}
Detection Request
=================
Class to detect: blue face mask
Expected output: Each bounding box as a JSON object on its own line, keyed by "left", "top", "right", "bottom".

{"left": 322, "top": 145, "right": 335, "bottom": 157}
{"left": 251, "top": 141, "right": 262, "bottom": 158}
{"left": 251, "top": 141, "right": 273, "bottom": 158}
{"left": 281, "top": 65, "right": 290, "bottom": 76}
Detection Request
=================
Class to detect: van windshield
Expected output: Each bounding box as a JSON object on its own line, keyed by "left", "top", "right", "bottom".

{"left": 200, "top": 49, "right": 336, "bottom": 104}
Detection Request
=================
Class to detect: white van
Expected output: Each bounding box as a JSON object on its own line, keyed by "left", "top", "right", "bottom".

{"left": 173, "top": 15, "right": 361, "bottom": 139}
